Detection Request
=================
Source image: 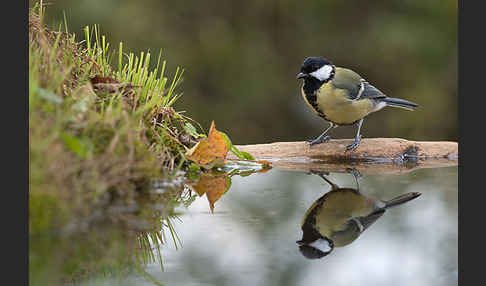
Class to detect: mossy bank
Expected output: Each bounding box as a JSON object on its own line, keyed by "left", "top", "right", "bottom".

{"left": 29, "top": 3, "right": 207, "bottom": 284}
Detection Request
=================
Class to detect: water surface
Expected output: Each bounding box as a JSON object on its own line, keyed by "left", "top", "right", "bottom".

{"left": 88, "top": 166, "right": 457, "bottom": 286}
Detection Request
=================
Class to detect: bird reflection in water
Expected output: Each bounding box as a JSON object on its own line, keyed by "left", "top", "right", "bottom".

{"left": 297, "top": 170, "right": 421, "bottom": 259}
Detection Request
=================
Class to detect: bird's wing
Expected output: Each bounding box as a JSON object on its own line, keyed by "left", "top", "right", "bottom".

{"left": 356, "top": 209, "right": 385, "bottom": 231}
{"left": 331, "top": 68, "right": 386, "bottom": 100}
{"left": 330, "top": 68, "right": 361, "bottom": 100}
{"left": 357, "top": 80, "right": 386, "bottom": 100}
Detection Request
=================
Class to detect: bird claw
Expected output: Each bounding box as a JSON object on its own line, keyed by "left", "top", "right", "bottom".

{"left": 345, "top": 168, "right": 361, "bottom": 178}
{"left": 308, "top": 136, "right": 330, "bottom": 146}
{"left": 345, "top": 135, "right": 362, "bottom": 151}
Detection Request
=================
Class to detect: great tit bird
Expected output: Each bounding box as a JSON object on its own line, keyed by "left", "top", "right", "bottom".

{"left": 297, "top": 57, "right": 419, "bottom": 151}
{"left": 297, "top": 172, "right": 421, "bottom": 259}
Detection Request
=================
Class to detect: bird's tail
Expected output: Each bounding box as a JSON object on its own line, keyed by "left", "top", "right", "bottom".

{"left": 384, "top": 192, "right": 421, "bottom": 209}
{"left": 381, "top": 97, "right": 419, "bottom": 111}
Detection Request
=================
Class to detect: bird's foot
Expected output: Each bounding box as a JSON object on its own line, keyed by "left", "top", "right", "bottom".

{"left": 345, "top": 135, "right": 362, "bottom": 152}
{"left": 346, "top": 168, "right": 361, "bottom": 190}
{"left": 307, "top": 135, "right": 330, "bottom": 146}
{"left": 345, "top": 168, "right": 361, "bottom": 179}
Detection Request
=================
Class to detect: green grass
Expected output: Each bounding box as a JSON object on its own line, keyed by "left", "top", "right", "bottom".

{"left": 29, "top": 3, "right": 201, "bottom": 285}
{"left": 29, "top": 1, "right": 199, "bottom": 220}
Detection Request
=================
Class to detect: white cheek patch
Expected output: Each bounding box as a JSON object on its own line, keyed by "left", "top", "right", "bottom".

{"left": 309, "top": 238, "right": 332, "bottom": 253}
{"left": 310, "top": 65, "right": 333, "bottom": 81}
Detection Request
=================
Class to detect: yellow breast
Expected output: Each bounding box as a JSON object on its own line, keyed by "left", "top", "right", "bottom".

{"left": 317, "top": 83, "right": 373, "bottom": 125}
{"left": 316, "top": 83, "right": 375, "bottom": 125}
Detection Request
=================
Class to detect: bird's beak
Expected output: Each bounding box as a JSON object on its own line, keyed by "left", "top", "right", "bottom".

{"left": 296, "top": 72, "right": 307, "bottom": 79}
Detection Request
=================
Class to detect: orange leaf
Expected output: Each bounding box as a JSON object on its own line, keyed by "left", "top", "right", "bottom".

{"left": 190, "top": 173, "right": 229, "bottom": 213}
{"left": 186, "top": 121, "right": 229, "bottom": 169}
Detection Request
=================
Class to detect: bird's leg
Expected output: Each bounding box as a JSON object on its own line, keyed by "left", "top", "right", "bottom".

{"left": 308, "top": 122, "right": 335, "bottom": 146}
{"left": 346, "top": 119, "right": 363, "bottom": 151}
{"left": 346, "top": 168, "right": 361, "bottom": 191}
{"left": 313, "top": 171, "right": 339, "bottom": 190}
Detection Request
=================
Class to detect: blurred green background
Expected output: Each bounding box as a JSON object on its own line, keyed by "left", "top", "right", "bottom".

{"left": 39, "top": 0, "right": 457, "bottom": 144}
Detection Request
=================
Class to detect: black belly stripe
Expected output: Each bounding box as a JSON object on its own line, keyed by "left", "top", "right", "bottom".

{"left": 304, "top": 90, "right": 360, "bottom": 126}
{"left": 302, "top": 78, "right": 327, "bottom": 118}
{"left": 306, "top": 92, "right": 324, "bottom": 116}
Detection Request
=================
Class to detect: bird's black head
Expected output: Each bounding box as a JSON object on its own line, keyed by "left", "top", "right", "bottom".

{"left": 297, "top": 218, "right": 334, "bottom": 259}
{"left": 297, "top": 237, "right": 334, "bottom": 259}
{"left": 297, "top": 57, "right": 335, "bottom": 83}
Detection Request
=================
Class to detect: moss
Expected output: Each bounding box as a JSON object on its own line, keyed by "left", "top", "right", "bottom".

{"left": 29, "top": 3, "right": 204, "bottom": 284}
{"left": 29, "top": 2, "right": 201, "bottom": 209}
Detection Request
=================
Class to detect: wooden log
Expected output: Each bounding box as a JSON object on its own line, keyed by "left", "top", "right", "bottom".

{"left": 227, "top": 138, "right": 458, "bottom": 175}
{"left": 230, "top": 138, "right": 458, "bottom": 162}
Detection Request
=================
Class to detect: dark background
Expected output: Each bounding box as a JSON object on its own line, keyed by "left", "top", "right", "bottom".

{"left": 39, "top": 0, "right": 457, "bottom": 144}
